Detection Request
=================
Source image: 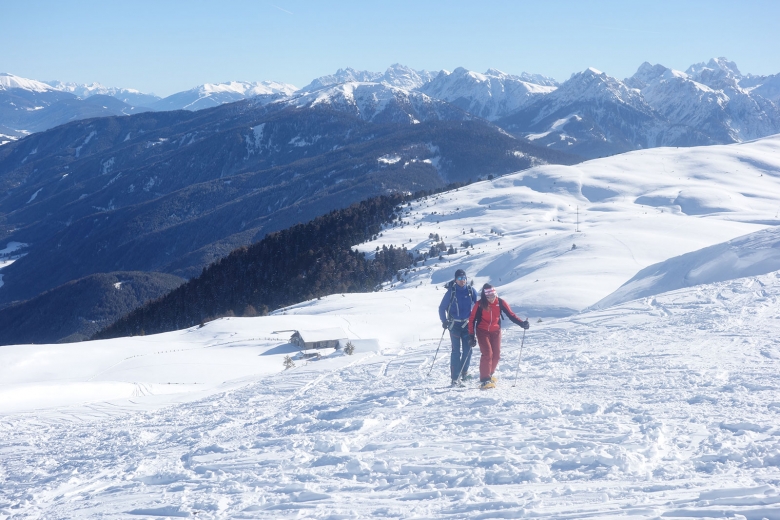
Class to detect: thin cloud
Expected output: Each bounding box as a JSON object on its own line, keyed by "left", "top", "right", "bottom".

{"left": 272, "top": 4, "right": 294, "bottom": 15}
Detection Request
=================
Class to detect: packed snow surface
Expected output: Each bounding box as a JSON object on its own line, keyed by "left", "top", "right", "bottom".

{"left": 3, "top": 137, "right": 780, "bottom": 517}
{"left": 2, "top": 271, "right": 780, "bottom": 518}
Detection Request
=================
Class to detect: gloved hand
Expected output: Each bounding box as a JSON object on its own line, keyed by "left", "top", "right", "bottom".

{"left": 469, "top": 335, "right": 477, "bottom": 348}
{"left": 442, "top": 321, "right": 449, "bottom": 330}
{"left": 520, "top": 319, "right": 530, "bottom": 330}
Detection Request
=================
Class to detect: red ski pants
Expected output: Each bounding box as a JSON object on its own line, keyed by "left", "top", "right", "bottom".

{"left": 476, "top": 328, "right": 501, "bottom": 381}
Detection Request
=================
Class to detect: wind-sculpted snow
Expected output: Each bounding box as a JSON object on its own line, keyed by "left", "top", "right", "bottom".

{"left": 1, "top": 271, "right": 780, "bottom": 517}
{"left": 592, "top": 226, "right": 780, "bottom": 309}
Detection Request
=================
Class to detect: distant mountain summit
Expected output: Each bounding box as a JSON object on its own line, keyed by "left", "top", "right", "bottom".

{"left": 300, "top": 64, "right": 438, "bottom": 92}
{"left": 279, "top": 82, "right": 469, "bottom": 124}
{"left": 628, "top": 61, "right": 780, "bottom": 143}
{"left": 0, "top": 73, "right": 58, "bottom": 93}
{"left": 417, "top": 67, "right": 557, "bottom": 121}
{"left": 151, "top": 80, "right": 298, "bottom": 111}
{"left": 43, "top": 80, "right": 161, "bottom": 108}
{"left": 497, "top": 67, "right": 665, "bottom": 157}
{"left": 495, "top": 59, "right": 780, "bottom": 158}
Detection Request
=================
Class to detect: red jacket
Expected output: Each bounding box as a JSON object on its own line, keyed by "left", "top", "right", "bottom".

{"left": 468, "top": 298, "right": 524, "bottom": 334}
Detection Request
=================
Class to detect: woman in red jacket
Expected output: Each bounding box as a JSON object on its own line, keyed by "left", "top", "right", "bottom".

{"left": 468, "top": 284, "right": 529, "bottom": 389}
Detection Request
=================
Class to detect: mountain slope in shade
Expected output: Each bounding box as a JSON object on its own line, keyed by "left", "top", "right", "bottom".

{"left": 0, "top": 94, "right": 575, "bottom": 307}
{"left": 496, "top": 67, "right": 671, "bottom": 157}
{"left": 418, "top": 67, "right": 557, "bottom": 121}
{"left": 751, "top": 73, "right": 780, "bottom": 103}
{"left": 0, "top": 271, "right": 185, "bottom": 344}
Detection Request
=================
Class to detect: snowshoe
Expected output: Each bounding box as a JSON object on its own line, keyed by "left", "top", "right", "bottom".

{"left": 451, "top": 379, "right": 465, "bottom": 388}
{"left": 490, "top": 375, "right": 497, "bottom": 383}
{"left": 480, "top": 380, "right": 496, "bottom": 390}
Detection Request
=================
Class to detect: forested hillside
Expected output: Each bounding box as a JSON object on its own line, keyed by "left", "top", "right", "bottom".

{"left": 95, "top": 188, "right": 456, "bottom": 339}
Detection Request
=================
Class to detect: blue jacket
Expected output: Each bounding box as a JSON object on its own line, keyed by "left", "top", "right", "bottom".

{"left": 439, "top": 282, "right": 478, "bottom": 322}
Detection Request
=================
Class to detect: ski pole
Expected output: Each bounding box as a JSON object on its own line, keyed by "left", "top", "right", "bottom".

{"left": 455, "top": 340, "right": 473, "bottom": 382}
{"left": 427, "top": 328, "right": 447, "bottom": 377}
{"left": 511, "top": 328, "right": 527, "bottom": 387}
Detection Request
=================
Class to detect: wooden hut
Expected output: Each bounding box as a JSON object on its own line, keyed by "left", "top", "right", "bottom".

{"left": 287, "top": 328, "right": 349, "bottom": 350}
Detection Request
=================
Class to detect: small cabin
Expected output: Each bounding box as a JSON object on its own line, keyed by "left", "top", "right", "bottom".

{"left": 288, "top": 328, "right": 349, "bottom": 350}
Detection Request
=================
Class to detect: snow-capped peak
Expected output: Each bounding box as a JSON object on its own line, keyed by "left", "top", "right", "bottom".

{"left": 0, "top": 73, "right": 58, "bottom": 93}
{"left": 687, "top": 57, "right": 743, "bottom": 80}
{"left": 300, "top": 64, "right": 439, "bottom": 93}
{"left": 43, "top": 80, "right": 154, "bottom": 99}
{"left": 278, "top": 81, "right": 469, "bottom": 124}
{"left": 417, "top": 66, "right": 557, "bottom": 121}
{"left": 196, "top": 80, "right": 297, "bottom": 97}
{"left": 558, "top": 67, "right": 646, "bottom": 106}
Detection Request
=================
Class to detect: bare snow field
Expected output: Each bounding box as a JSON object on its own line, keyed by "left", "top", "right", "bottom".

{"left": 2, "top": 136, "right": 780, "bottom": 518}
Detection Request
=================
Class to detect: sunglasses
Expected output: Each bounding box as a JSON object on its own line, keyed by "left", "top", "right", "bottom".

{"left": 456, "top": 276, "right": 467, "bottom": 281}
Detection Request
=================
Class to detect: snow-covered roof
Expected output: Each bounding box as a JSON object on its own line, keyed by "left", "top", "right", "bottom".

{"left": 294, "top": 327, "right": 349, "bottom": 342}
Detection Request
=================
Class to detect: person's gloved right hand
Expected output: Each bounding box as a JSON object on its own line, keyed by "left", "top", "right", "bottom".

{"left": 442, "top": 321, "right": 449, "bottom": 330}
{"left": 469, "top": 335, "right": 477, "bottom": 348}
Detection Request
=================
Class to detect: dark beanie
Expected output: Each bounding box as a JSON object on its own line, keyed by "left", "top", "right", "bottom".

{"left": 454, "top": 269, "right": 466, "bottom": 278}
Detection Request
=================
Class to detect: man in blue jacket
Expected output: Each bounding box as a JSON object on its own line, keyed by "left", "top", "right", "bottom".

{"left": 438, "top": 268, "right": 479, "bottom": 386}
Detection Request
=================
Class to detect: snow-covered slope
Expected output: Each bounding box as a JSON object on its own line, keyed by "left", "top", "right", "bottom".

{"left": 356, "top": 134, "right": 780, "bottom": 316}
{"left": 0, "top": 72, "right": 58, "bottom": 93}
{"left": 300, "top": 64, "right": 439, "bottom": 93}
{"left": 1, "top": 259, "right": 780, "bottom": 517}
{"left": 592, "top": 226, "right": 780, "bottom": 309}
{"left": 278, "top": 81, "right": 470, "bottom": 123}
{"left": 751, "top": 73, "right": 780, "bottom": 103}
{"left": 151, "top": 80, "right": 298, "bottom": 111}
{"left": 3, "top": 137, "right": 780, "bottom": 517}
{"left": 418, "top": 67, "right": 557, "bottom": 121}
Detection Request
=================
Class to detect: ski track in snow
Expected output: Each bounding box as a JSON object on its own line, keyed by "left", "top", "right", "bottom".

{"left": 2, "top": 273, "right": 780, "bottom": 518}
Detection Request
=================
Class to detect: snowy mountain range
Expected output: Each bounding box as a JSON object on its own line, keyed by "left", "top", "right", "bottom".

{"left": 4, "top": 57, "right": 780, "bottom": 157}
{"left": 3, "top": 135, "right": 780, "bottom": 517}
{"left": 43, "top": 79, "right": 162, "bottom": 107}
{"left": 280, "top": 81, "right": 471, "bottom": 124}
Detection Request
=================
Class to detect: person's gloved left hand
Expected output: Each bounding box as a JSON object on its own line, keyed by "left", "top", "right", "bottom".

{"left": 520, "top": 320, "right": 530, "bottom": 330}
{"left": 442, "top": 321, "right": 449, "bottom": 330}
{"left": 469, "top": 335, "right": 477, "bottom": 348}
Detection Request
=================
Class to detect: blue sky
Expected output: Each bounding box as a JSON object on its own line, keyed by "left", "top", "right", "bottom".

{"left": 3, "top": 0, "right": 779, "bottom": 97}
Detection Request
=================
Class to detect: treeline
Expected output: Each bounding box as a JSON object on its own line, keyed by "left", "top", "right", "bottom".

{"left": 95, "top": 186, "right": 466, "bottom": 339}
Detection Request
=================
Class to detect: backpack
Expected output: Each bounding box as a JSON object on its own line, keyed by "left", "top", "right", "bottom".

{"left": 443, "top": 280, "right": 476, "bottom": 320}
